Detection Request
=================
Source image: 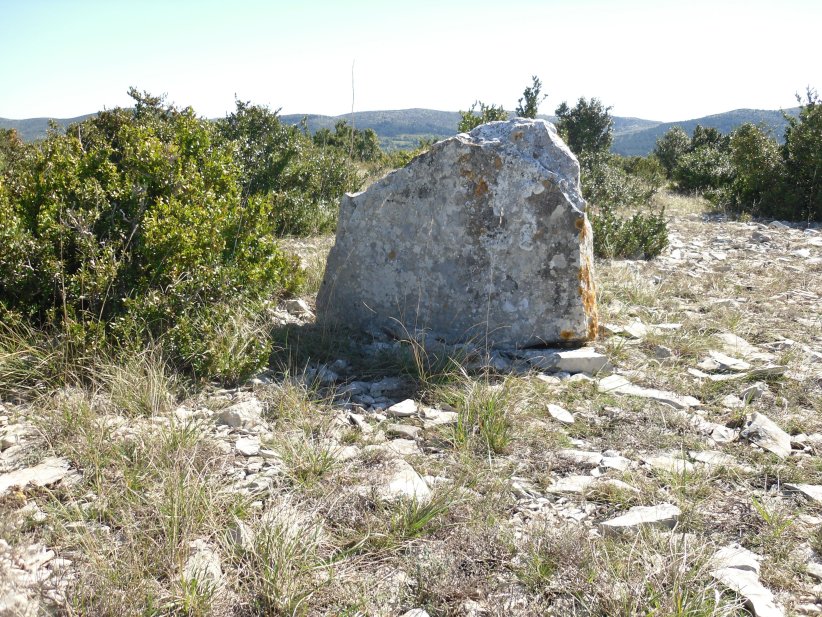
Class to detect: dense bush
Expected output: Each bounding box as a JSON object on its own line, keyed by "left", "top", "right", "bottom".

{"left": 581, "top": 155, "right": 668, "bottom": 259}
{"left": 550, "top": 96, "right": 668, "bottom": 260}
{"left": 782, "top": 89, "right": 822, "bottom": 221}
{"left": 590, "top": 204, "right": 668, "bottom": 260}
{"left": 0, "top": 90, "right": 349, "bottom": 381}
{"left": 458, "top": 102, "right": 509, "bottom": 133}
{"left": 555, "top": 97, "right": 613, "bottom": 157}
{"left": 653, "top": 127, "right": 690, "bottom": 177}
{"left": 217, "top": 101, "right": 360, "bottom": 236}
{"left": 663, "top": 89, "right": 822, "bottom": 222}
{"left": 313, "top": 120, "right": 382, "bottom": 162}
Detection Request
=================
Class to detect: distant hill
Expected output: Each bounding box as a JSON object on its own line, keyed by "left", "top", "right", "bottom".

{"left": 1, "top": 107, "right": 800, "bottom": 156}
{"left": 611, "top": 108, "right": 800, "bottom": 156}
{"left": 0, "top": 114, "right": 96, "bottom": 142}
{"left": 280, "top": 109, "right": 462, "bottom": 150}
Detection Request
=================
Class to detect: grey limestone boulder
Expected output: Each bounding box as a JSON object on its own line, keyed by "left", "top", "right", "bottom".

{"left": 317, "top": 119, "right": 598, "bottom": 348}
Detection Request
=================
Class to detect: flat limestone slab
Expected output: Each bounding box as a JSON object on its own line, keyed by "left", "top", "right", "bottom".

{"left": 317, "top": 119, "right": 597, "bottom": 348}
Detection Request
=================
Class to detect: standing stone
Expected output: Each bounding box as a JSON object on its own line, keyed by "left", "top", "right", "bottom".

{"left": 317, "top": 119, "right": 597, "bottom": 348}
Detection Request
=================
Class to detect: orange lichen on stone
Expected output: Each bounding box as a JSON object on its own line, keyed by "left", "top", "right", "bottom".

{"left": 560, "top": 330, "right": 577, "bottom": 340}
{"left": 474, "top": 178, "right": 489, "bottom": 198}
{"left": 578, "top": 254, "right": 599, "bottom": 341}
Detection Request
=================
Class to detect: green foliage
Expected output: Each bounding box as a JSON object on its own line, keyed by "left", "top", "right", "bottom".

{"left": 782, "top": 88, "right": 822, "bottom": 221}
{"left": 458, "top": 101, "right": 509, "bottom": 133}
{"left": 726, "top": 123, "right": 785, "bottom": 215}
{"left": 591, "top": 203, "right": 669, "bottom": 259}
{"left": 673, "top": 143, "right": 733, "bottom": 195}
{"left": 0, "top": 89, "right": 308, "bottom": 381}
{"left": 583, "top": 155, "right": 669, "bottom": 261}
{"left": 217, "top": 101, "right": 360, "bottom": 236}
{"left": 653, "top": 127, "right": 690, "bottom": 177}
{"left": 313, "top": 120, "right": 382, "bottom": 162}
{"left": 555, "top": 97, "right": 613, "bottom": 158}
{"left": 515, "top": 75, "right": 546, "bottom": 119}
{"left": 581, "top": 154, "right": 658, "bottom": 211}
{"left": 553, "top": 96, "right": 668, "bottom": 261}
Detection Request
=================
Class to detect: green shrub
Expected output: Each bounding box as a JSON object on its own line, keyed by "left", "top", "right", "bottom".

{"left": 673, "top": 145, "right": 733, "bottom": 195}
{"left": 580, "top": 155, "right": 668, "bottom": 260}
{"left": 0, "top": 90, "right": 304, "bottom": 381}
{"left": 653, "top": 127, "right": 690, "bottom": 178}
{"left": 782, "top": 88, "right": 822, "bottom": 221}
{"left": 458, "top": 101, "right": 509, "bottom": 132}
{"left": 217, "top": 101, "right": 360, "bottom": 236}
{"left": 590, "top": 203, "right": 668, "bottom": 259}
{"left": 581, "top": 154, "right": 657, "bottom": 210}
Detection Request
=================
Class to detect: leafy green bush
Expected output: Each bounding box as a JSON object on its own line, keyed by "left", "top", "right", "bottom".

{"left": 673, "top": 144, "right": 733, "bottom": 195}
{"left": 458, "top": 102, "right": 508, "bottom": 133}
{"left": 0, "top": 90, "right": 306, "bottom": 381}
{"left": 685, "top": 89, "right": 822, "bottom": 222}
{"left": 581, "top": 154, "right": 657, "bottom": 211}
{"left": 782, "top": 88, "right": 822, "bottom": 221}
{"left": 313, "top": 120, "right": 382, "bottom": 162}
{"left": 217, "top": 101, "right": 360, "bottom": 236}
{"left": 590, "top": 203, "right": 668, "bottom": 259}
{"left": 653, "top": 127, "right": 690, "bottom": 178}
{"left": 555, "top": 97, "right": 613, "bottom": 158}
{"left": 577, "top": 152, "right": 668, "bottom": 260}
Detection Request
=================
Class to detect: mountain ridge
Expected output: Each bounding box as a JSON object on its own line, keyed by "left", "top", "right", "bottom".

{"left": 1, "top": 107, "right": 799, "bottom": 156}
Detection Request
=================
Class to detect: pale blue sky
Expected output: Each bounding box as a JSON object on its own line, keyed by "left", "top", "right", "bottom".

{"left": 1, "top": 0, "right": 819, "bottom": 122}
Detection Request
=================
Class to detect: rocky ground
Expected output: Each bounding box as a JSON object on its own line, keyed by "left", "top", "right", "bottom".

{"left": 1, "top": 196, "right": 822, "bottom": 616}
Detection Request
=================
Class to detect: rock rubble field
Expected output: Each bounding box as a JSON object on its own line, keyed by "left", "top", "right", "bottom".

{"left": 2, "top": 200, "right": 821, "bottom": 615}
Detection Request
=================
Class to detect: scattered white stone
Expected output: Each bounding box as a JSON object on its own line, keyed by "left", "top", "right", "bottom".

{"left": 689, "top": 450, "right": 740, "bottom": 469}
{"left": 714, "top": 332, "right": 776, "bottom": 363}
{"left": 623, "top": 319, "right": 649, "bottom": 339}
{"left": 331, "top": 445, "right": 360, "bottom": 462}
{"left": 784, "top": 484, "right": 822, "bottom": 504}
{"left": 721, "top": 394, "right": 745, "bottom": 409}
{"left": 284, "top": 298, "right": 314, "bottom": 318}
{"left": 387, "top": 399, "right": 418, "bottom": 418}
{"left": 557, "top": 449, "right": 603, "bottom": 467}
{"left": 598, "top": 374, "right": 700, "bottom": 410}
{"left": 546, "top": 475, "right": 595, "bottom": 493}
{"left": 711, "top": 544, "right": 761, "bottom": 574}
{"left": 740, "top": 413, "right": 792, "bottom": 459}
{"left": 707, "top": 350, "right": 751, "bottom": 372}
{"left": 599, "top": 503, "right": 680, "bottom": 535}
{"left": 597, "top": 478, "right": 640, "bottom": 493}
{"left": 387, "top": 424, "right": 421, "bottom": 440}
{"left": 547, "top": 404, "right": 575, "bottom": 425}
{"left": 535, "top": 373, "right": 562, "bottom": 386}
{"left": 806, "top": 562, "right": 822, "bottom": 582}
{"left": 420, "top": 407, "right": 459, "bottom": 426}
{"left": 378, "top": 458, "right": 431, "bottom": 503}
{"left": 600, "top": 455, "right": 632, "bottom": 472}
{"left": 740, "top": 382, "right": 768, "bottom": 402}
{"left": 183, "top": 539, "right": 222, "bottom": 590}
{"left": 643, "top": 454, "right": 695, "bottom": 474}
{"left": 0, "top": 458, "right": 71, "bottom": 497}
{"left": 235, "top": 437, "right": 260, "bottom": 457}
{"left": 710, "top": 544, "right": 783, "bottom": 617}
{"left": 553, "top": 348, "right": 610, "bottom": 374}
{"left": 400, "top": 610, "right": 431, "bottom": 617}
{"left": 218, "top": 399, "right": 263, "bottom": 429}
{"left": 227, "top": 519, "right": 255, "bottom": 553}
